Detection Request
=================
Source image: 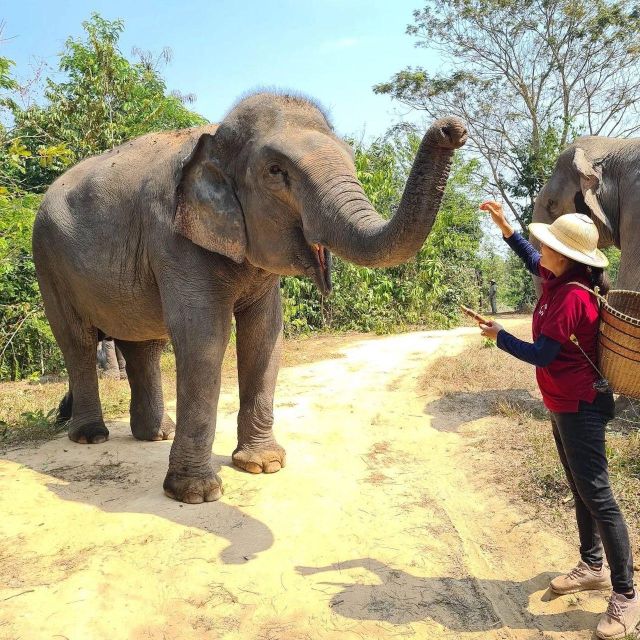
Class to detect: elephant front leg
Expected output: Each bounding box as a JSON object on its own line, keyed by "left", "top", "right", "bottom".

{"left": 163, "top": 310, "right": 232, "bottom": 503}
{"left": 232, "top": 284, "right": 286, "bottom": 474}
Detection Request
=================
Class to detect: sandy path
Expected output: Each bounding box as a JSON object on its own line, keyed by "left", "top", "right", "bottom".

{"left": 0, "top": 320, "right": 609, "bottom": 639}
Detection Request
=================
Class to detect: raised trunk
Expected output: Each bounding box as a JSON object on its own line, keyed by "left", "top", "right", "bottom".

{"left": 299, "top": 118, "right": 467, "bottom": 268}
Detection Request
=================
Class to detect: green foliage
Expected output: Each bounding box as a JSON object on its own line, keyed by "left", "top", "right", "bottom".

{"left": 603, "top": 246, "right": 621, "bottom": 286}
{"left": 502, "top": 126, "right": 567, "bottom": 228}
{"left": 0, "top": 14, "right": 207, "bottom": 380}
{"left": 375, "top": 0, "right": 640, "bottom": 232}
{"left": 0, "top": 191, "right": 65, "bottom": 380}
{"left": 282, "top": 130, "right": 485, "bottom": 334}
{"left": 502, "top": 252, "right": 538, "bottom": 312}
{"left": 11, "top": 13, "right": 207, "bottom": 192}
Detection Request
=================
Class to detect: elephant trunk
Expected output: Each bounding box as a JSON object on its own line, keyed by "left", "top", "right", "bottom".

{"left": 298, "top": 118, "right": 467, "bottom": 268}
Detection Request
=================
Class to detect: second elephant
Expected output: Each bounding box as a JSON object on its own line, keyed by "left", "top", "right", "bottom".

{"left": 97, "top": 338, "right": 127, "bottom": 379}
{"left": 532, "top": 135, "right": 640, "bottom": 290}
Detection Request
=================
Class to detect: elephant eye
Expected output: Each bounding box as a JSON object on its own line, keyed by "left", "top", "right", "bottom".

{"left": 269, "top": 164, "right": 283, "bottom": 175}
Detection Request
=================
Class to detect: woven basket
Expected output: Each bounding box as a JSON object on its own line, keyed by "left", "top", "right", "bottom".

{"left": 598, "top": 290, "right": 640, "bottom": 399}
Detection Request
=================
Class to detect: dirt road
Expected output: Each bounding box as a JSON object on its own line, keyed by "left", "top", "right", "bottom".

{"left": 0, "top": 319, "right": 610, "bottom": 639}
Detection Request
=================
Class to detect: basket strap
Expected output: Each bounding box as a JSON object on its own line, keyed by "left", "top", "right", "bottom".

{"left": 566, "top": 282, "right": 610, "bottom": 382}
{"left": 567, "top": 281, "right": 608, "bottom": 305}
{"left": 569, "top": 334, "right": 607, "bottom": 379}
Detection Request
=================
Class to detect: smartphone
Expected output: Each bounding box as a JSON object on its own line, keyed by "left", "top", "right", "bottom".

{"left": 460, "top": 305, "right": 489, "bottom": 325}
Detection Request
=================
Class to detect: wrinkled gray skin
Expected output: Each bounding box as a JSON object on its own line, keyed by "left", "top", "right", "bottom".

{"left": 532, "top": 136, "right": 640, "bottom": 291}
{"left": 33, "top": 93, "right": 467, "bottom": 503}
{"left": 96, "top": 339, "right": 127, "bottom": 379}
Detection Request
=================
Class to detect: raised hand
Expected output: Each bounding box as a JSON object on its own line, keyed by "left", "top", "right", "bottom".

{"left": 480, "top": 200, "right": 514, "bottom": 238}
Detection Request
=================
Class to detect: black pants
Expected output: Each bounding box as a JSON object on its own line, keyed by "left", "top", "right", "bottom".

{"left": 551, "top": 391, "right": 634, "bottom": 593}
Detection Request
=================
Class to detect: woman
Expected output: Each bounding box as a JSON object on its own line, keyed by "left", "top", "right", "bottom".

{"left": 480, "top": 201, "right": 637, "bottom": 640}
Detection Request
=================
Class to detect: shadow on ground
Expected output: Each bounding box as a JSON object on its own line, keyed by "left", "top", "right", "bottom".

{"left": 1, "top": 420, "right": 274, "bottom": 565}
{"left": 424, "top": 389, "right": 547, "bottom": 432}
{"left": 297, "top": 558, "right": 600, "bottom": 633}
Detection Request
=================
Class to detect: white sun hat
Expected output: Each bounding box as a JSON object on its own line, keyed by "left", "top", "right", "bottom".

{"left": 528, "top": 213, "right": 609, "bottom": 268}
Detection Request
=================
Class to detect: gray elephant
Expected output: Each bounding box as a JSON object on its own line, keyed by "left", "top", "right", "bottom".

{"left": 96, "top": 336, "right": 127, "bottom": 379}
{"left": 33, "top": 92, "right": 466, "bottom": 503}
{"left": 532, "top": 136, "right": 640, "bottom": 290}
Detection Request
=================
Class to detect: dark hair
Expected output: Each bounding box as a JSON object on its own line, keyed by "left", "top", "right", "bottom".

{"left": 587, "top": 266, "right": 610, "bottom": 295}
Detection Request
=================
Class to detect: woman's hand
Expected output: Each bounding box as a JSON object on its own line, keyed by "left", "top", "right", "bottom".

{"left": 479, "top": 200, "right": 514, "bottom": 238}
{"left": 479, "top": 320, "right": 504, "bottom": 341}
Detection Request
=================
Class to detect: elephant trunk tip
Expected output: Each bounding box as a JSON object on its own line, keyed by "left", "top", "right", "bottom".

{"left": 427, "top": 117, "right": 468, "bottom": 150}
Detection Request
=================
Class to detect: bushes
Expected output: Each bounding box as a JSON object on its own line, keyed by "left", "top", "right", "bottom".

{"left": 282, "top": 139, "right": 485, "bottom": 334}
{"left": 0, "top": 192, "right": 65, "bottom": 379}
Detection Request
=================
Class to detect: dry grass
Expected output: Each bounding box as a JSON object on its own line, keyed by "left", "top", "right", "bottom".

{"left": 421, "top": 326, "right": 640, "bottom": 555}
{"left": 0, "top": 332, "right": 365, "bottom": 449}
{"left": 421, "top": 319, "right": 539, "bottom": 397}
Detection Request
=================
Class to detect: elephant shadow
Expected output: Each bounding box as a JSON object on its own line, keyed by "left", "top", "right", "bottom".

{"left": 1, "top": 421, "right": 273, "bottom": 565}
{"left": 424, "top": 389, "right": 547, "bottom": 432}
{"left": 296, "top": 558, "right": 602, "bottom": 634}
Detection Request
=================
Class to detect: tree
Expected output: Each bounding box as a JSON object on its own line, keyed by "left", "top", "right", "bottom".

{"left": 374, "top": 0, "right": 640, "bottom": 228}
{"left": 12, "top": 13, "right": 207, "bottom": 192}
{"left": 0, "top": 14, "right": 207, "bottom": 379}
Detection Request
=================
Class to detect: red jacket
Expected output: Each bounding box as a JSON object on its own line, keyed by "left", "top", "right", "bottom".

{"left": 534, "top": 265, "right": 599, "bottom": 412}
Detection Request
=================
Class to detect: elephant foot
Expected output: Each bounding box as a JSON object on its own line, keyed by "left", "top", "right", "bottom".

{"left": 68, "top": 421, "right": 109, "bottom": 445}
{"left": 131, "top": 414, "right": 175, "bottom": 442}
{"left": 163, "top": 471, "right": 223, "bottom": 503}
{"left": 232, "top": 444, "right": 286, "bottom": 474}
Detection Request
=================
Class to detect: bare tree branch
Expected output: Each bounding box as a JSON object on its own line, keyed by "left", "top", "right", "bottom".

{"left": 376, "top": 0, "right": 640, "bottom": 223}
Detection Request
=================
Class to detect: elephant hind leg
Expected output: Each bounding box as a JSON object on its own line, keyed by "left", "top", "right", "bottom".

{"left": 115, "top": 339, "right": 175, "bottom": 441}
{"left": 38, "top": 280, "right": 108, "bottom": 444}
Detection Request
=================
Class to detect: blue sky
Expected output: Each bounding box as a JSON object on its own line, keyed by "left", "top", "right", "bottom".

{"left": 2, "top": 0, "right": 441, "bottom": 139}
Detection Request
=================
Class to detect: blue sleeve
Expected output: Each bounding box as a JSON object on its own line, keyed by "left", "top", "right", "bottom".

{"left": 496, "top": 331, "right": 562, "bottom": 367}
{"left": 503, "top": 232, "right": 541, "bottom": 276}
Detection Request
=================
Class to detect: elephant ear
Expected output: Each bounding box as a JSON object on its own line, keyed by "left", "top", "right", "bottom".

{"left": 572, "top": 147, "right": 613, "bottom": 233}
{"left": 174, "top": 133, "right": 247, "bottom": 263}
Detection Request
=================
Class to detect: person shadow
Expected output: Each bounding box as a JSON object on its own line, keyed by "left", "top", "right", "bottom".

{"left": 296, "top": 558, "right": 602, "bottom": 634}
{"left": 1, "top": 420, "right": 274, "bottom": 565}
{"left": 424, "top": 389, "right": 546, "bottom": 432}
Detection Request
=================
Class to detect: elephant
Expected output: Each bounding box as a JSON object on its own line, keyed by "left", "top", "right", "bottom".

{"left": 96, "top": 338, "right": 127, "bottom": 379}
{"left": 32, "top": 92, "right": 467, "bottom": 503}
{"left": 532, "top": 135, "right": 640, "bottom": 290}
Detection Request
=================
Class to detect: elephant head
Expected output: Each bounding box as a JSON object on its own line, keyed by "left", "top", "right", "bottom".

{"left": 175, "top": 93, "right": 467, "bottom": 294}
{"left": 532, "top": 141, "right": 616, "bottom": 247}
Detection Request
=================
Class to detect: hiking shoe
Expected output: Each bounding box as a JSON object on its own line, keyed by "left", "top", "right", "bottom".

{"left": 596, "top": 590, "right": 640, "bottom": 639}
{"left": 550, "top": 560, "right": 611, "bottom": 595}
